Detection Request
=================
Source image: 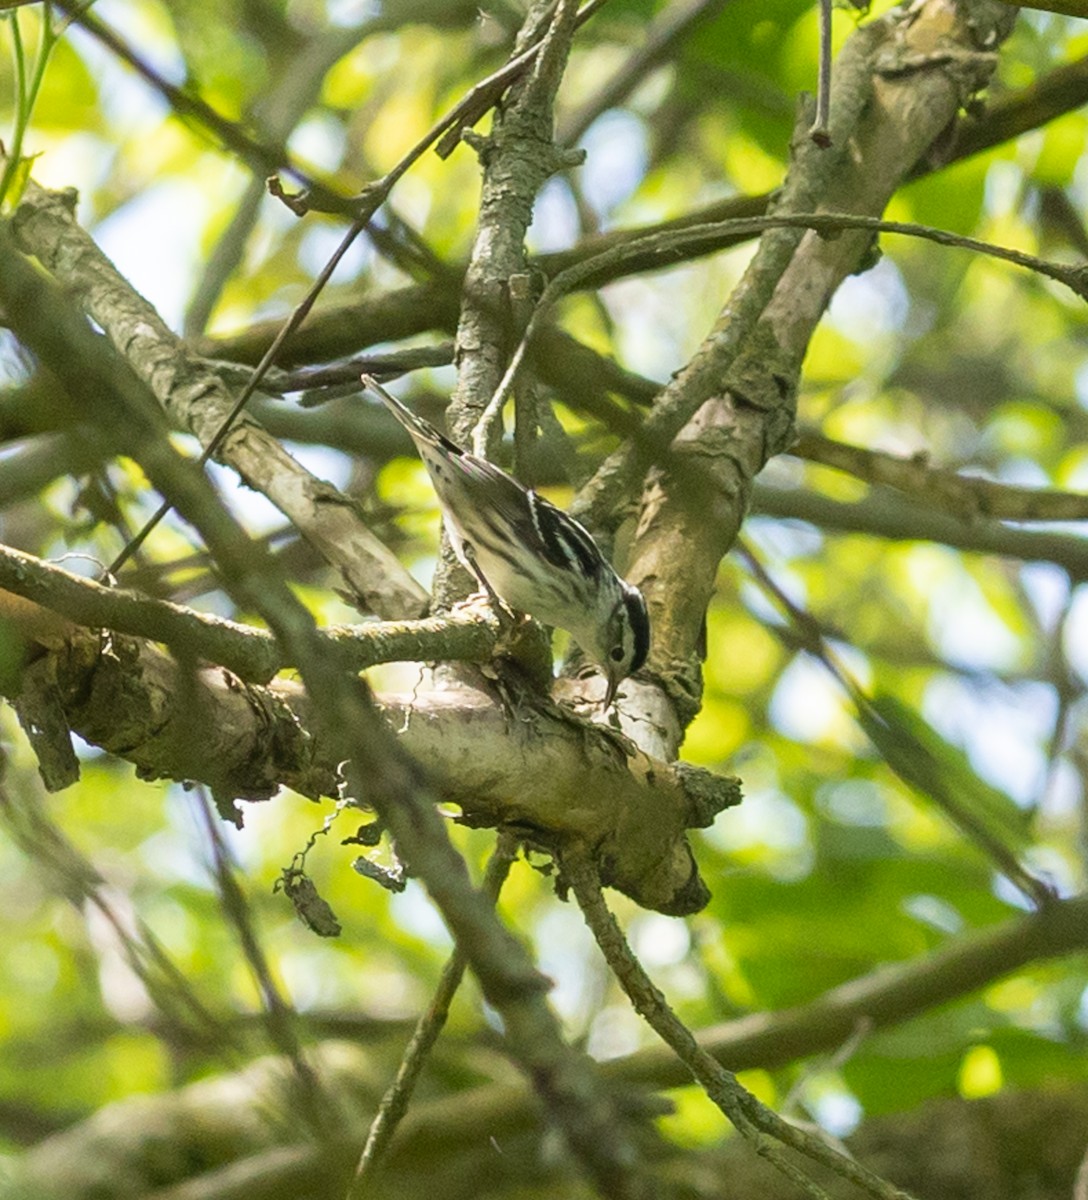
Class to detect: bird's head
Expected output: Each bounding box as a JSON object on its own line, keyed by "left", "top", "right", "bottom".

{"left": 590, "top": 580, "right": 650, "bottom": 708}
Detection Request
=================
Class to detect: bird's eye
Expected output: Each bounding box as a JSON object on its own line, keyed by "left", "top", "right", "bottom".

{"left": 609, "top": 646, "right": 626, "bottom": 662}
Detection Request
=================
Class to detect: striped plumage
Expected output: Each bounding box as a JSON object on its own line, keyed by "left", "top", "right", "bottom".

{"left": 363, "top": 376, "right": 649, "bottom": 706}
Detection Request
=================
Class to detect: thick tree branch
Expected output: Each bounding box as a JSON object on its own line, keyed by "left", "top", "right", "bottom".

{"left": 0, "top": 618, "right": 736, "bottom": 912}
{"left": 452, "top": 0, "right": 582, "bottom": 440}
{"left": 10, "top": 176, "right": 427, "bottom": 619}
{"left": 430, "top": 0, "right": 584, "bottom": 615}
{"left": 0, "top": 221, "right": 659, "bottom": 1198}
{"left": 603, "top": 0, "right": 1014, "bottom": 736}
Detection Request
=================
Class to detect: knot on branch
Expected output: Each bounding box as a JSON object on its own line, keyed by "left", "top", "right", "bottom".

{"left": 461, "top": 128, "right": 495, "bottom": 163}
{"left": 673, "top": 761, "right": 743, "bottom": 828}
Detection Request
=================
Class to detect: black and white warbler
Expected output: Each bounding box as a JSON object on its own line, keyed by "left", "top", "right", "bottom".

{"left": 362, "top": 375, "right": 650, "bottom": 707}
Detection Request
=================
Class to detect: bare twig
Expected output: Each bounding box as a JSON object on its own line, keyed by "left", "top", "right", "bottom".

{"left": 735, "top": 539, "right": 1054, "bottom": 909}
{"left": 277, "top": 344, "right": 456, "bottom": 395}
{"left": 348, "top": 830, "right": 519, "bottom": 1197}
{"left": 183, "top": 20, "right": 381, "bottom": 336}
{"left": 0, "top": 217, "right": 654, "bottom": 1200}
{"left": 0, "top": 540, "right": 499, "bottom": 682}
{"left": 563, "top": 849, "right": 916, "bottom": 1200}
{"left": 809, "top": 0, "right": 833, "bottom": 146}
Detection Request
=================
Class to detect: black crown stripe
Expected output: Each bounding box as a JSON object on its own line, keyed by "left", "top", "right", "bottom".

{"left": 624, "top": 588, "right": 651, "bottom": 673}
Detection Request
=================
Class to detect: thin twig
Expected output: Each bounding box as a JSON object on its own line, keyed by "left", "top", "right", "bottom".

{"left": 735, "top": 538, "right": 1055, "bottom": 909}
{"left": 577, "top": 862, "right": 914, "bottom": 1200}
{"left": 348, "top": 830, "right": 519, "bottom": 1197}
{"left": 101, "top": 0, "right": 611, "bottom": 577}
{"left": 810, "top": 0, "right": 833, "bottom": 146}
{"left": 549, "top": 208, "right": 1088, "bottom": 307}
{"left": 183, "top": 22, "right": 396, "bottom": 336}
{"left": 192, "top": 786, "right": 333, "bottom": 1136}
{"left": 280, "top": 343, "right": 456, "bottom": 394}
{"left": 563, "top": 849, "right": 916, "bottom": 1200}
{"left": 0, "top": 540, "right": 500, "bottom": 682}
{"left": 1032, "top": 592, "right": 1078, "bottom": 823}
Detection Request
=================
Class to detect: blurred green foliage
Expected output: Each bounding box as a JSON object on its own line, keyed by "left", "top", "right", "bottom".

{"left": 1, "top": 0, "right": 1087, "bottom": 1194}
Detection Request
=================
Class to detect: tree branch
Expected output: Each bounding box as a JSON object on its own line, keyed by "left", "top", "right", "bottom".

{"left": 347, "top": 830, "right": 518, "bottom": 1196}
{"left": 0, "top": 543, "right": 498, "bottom": 684}
{"left": 751, "top": 484, "right": 1088, "bottom": 581}
{"left": 0, "top": 217, "right": 656, "bottom": 1200}
{"left": 10, "top": 176, "right": 427, "bottom": 618}
{"left": 791, "top": 431, "right": 1088, "bottom": 523}
{"left": 563, "top": 849, "right": 914, "bottom": 1200}
{"left": 434, "top": 0, "right": 584, "bottom": 609}
{"left": 588, "top": 0, "right": 1014, "bottom": 736}
{"left": 0, "top": 613, "right": 736, "bottom": 912}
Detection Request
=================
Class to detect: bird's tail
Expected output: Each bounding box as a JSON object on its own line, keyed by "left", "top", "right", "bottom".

{"left": 364, "top": 372, "right": 436, "bottom": 439}
{"left": 364, "top": 372, "right": 470, "bottom": 465}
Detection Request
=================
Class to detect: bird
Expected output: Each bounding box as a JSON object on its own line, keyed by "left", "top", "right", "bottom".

{"left": 362, "top": 375, "right": 649, "bottom": 707}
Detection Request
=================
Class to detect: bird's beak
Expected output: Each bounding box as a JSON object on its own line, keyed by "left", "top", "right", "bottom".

{"left": 602, "top": 670, "right": 620, "bottom": 710}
